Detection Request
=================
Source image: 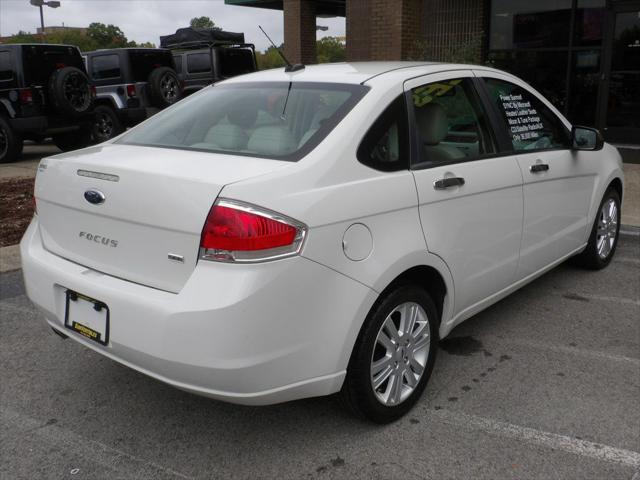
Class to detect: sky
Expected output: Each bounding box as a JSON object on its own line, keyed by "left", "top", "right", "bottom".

{"left": 0, "top": 0, "right": 346, "bottom": 51}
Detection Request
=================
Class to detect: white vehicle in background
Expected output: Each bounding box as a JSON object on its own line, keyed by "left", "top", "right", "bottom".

{"left": 21, "top": 62, "right": 624, "bottom": 423}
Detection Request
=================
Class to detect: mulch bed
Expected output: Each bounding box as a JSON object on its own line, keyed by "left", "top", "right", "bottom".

{"left": 0, "top": 177, "right": 35, "bottom": 247}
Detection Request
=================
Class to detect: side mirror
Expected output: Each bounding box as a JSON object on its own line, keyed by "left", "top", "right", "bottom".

{"left": 571, "top": 125, "right": 604, "bottom": 151}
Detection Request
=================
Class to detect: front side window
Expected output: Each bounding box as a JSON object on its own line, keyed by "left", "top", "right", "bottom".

{"left": 91, "top": 54, "right": 121, "bottom": 80}
{"left": 483, "top": 77, "right": 570, "bottom": 152}
{"left": 187, "top": 53, "right": 211, "bottom": 74}
{"left": 411, "top": 78, "right": 496, "bottom": 165}
{"left": 118, "top": 82, "right": 368, "bottom": 161}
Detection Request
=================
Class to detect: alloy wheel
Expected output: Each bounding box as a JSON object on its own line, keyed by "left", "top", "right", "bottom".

{"left": 160, "top": 74, "right": 178, "bottom": 102}
{"left": 370, "top": 302, "right": 431, "bottom": 406}
{"left": 596, "top": 198, "right": 618, "bottom": 259}
{"left": 63, "top": 73, "right": 90, "bottom": 111}
{"left": 95, "top": 111, "right": 113, "bottom": 140}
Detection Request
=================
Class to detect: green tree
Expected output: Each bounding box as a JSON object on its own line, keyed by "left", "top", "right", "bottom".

{"left": 190, "top": 16, "right": 221, "bottom": 30}
{"left": 316, "top": 36, "right": 345, "bottom": 63}
{"left": 256, "top": 45, "right": 287, "bottom": 70}
{"left": 3, "top": 30, "right": 38, "bottom": 43}
{"left": 87, "top": 22, "right": 128, "bottom": 48}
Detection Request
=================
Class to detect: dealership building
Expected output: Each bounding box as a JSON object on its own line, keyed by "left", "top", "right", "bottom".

{"left": 227, "top": 0, "right": 639, "bottom": 145}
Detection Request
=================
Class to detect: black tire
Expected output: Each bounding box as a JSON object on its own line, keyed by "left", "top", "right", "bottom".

{"left": 92, "top": 105, "right": 124, "bottom": 143}
{"left": 571, "top": 188, "right": 621, "bottom": 269}
{"left": 0, "top": 116, "right": 22, "bottom": 164}
{"left": 52, "top": 128, "right": 92, "bottom": 152}
{"left": 48, "top": 66, "right": 93, "bottom": 118}
{"left": 147, "top": 67, "right": 181, "bottom": 108}
{"left": 340, "top": 285, "right": 439, "bottom": 423}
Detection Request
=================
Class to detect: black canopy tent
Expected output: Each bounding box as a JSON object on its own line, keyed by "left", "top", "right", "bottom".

{"left": 160, "top": 27, "right": 256, "bottom": 85}
{"left": 160, "top": 27, "right": 246, "bottom": 49}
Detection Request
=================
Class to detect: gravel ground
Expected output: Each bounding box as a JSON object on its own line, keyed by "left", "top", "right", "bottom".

{"left": 0, "top": 233, "right": 638, "bottom": 480}
{"left": 0, "top": 177, "right": 35, "bottom": 247}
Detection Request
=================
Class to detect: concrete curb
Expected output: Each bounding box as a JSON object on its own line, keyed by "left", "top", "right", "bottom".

{"left": 0, "top": 244, "right": 21, "bottom": 273}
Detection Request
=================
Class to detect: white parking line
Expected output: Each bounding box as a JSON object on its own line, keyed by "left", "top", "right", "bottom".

{"left": 479, "top": 334, "right": 640, "bottom": 367}
{"left": 574, "top": 293, "right": 640, "bottom": 307}
{"left": 2, "top": 408, "right": 194, "bottom": 479}
{"left": 430, "top": 408, "right": 640, "bottom": 468}
{"left": 613, "top": 256, "right": 640, "bottom": 266}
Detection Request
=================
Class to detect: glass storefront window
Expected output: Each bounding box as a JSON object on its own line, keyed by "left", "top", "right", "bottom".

{"left": 487, "top": 50, "right": 568, "bottom": 111}
{"left": 567, "top": 50, "right": 601, "bottom": 126}
{"left": 490, "top": 0, "right": 572, "bottom": 50}
{"left": 574, "top": 0, "right": 606, "bottom": 46}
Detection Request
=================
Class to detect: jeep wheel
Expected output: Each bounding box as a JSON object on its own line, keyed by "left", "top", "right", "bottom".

{"left": 53, "top": 128, "right": 92, "bottom": 152}
{"left": 0, "top": 116, "right": 22, "bottom": 164}
{"left": 92, "top": 105, "right": 124, "bottom": 143}
{"left": 148, "top": 67, "right": 181, "bottom": 108}
{"left": 49, "top": 66, "right": 93, "bottom": 118}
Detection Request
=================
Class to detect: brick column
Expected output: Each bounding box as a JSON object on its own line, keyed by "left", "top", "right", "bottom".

{"left": 283, "top": 0, "right": 317, "bottom": 64}
{"left": 346, "top": 0, "right": 371, "bottom": 61}
{"left": 352, "top": 0, "right": 422, "bottom": 61}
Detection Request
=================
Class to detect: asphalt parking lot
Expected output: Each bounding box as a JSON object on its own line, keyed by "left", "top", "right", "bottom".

{"left": 1, "top": 232, "right": 638, "bottom": 479}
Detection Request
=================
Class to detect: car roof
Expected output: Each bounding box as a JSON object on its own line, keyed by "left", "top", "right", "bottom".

{"left": 219, "top": 61, "right": 512, "bottom": 86}
{"left": 85, "top": 48, "right": 170, "bottom": 55}
{"left": 219, "top": 62, "right": 439, "bottom": 85}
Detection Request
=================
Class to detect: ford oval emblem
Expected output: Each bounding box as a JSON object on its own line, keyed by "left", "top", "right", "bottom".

{"left": 84, "top": 189, "right": 106, "bottom": 205}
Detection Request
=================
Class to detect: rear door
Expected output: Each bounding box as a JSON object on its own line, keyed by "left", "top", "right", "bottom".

{"left": 476, "top": 71, "right": 596, "bottom": 279}
{"left": 406, "top": 71, "right": 524, "bottom": 318}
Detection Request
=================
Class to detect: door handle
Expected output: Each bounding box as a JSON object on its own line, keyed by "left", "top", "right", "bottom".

{"left": 529, "top": 163, "right": 549, "bottom": 173}
{"left": 433, "top": 177, "right": 465, "bottom": 190}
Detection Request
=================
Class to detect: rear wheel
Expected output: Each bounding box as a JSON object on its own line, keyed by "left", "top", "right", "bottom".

{"left": 341, "top": 285, "right": 438, "bottom": 423}
{"left": 572, "top": 188, "right": 621, "bottom": 269}
{"left": 48, "top": 66, "right": 93, "bottom": 118}
{"left": 147, "top": 67, "right": 181, "bottom": 108}
{"left": 0, "top": 116, "right": 22, "bottom": 164}
{"left": 92, "top": 105, "right": 124, "bottom": 143}
{"left": 52, "top": 128, "right": 92, "bottom": 152}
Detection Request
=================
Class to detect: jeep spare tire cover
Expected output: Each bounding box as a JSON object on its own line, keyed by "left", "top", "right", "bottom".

{"left": 147, "top": 67, "right": 181, "bottom": 108}
{"left": 49, "top": 66, "right": 93, "bottom": 117}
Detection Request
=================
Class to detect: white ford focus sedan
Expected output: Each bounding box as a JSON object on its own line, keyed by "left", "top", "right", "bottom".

{"left": 21, "top": 62, "right": 624, "bottom": 423}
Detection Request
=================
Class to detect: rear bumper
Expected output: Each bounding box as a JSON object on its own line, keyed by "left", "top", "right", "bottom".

{"left": 20, "top": 219, "right": 376, "bottom": 405}
{"left": 9, "top": 114, "right": 94, "bottom": 135}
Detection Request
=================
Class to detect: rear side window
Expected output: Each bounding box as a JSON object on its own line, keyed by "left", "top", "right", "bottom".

{"left": 410, "top": 78, "right": 496, "bottom": 165}
{"left": 217, "top": 48, "right": 255, "bottom": 78}
{"left": 22, "top": 46, "right": 85, "bottom": 84}
{"left": 357, "top": 95, "right": 409, "bottom": 172}
{"left": 0, "top": 51, "right": 12, "bottom": 81}
{"left": 118, "top": 82, "right": 369, "bottom": 162}
{"left": 187, "top": 53, "right": 211, "bottom": 74}
{"left": 482, "top": 78, "right": 570, "bottom": 152}
{"left": 91, "top": 55, "right": 121, "bottom": 80}
{"left": 129, "top": 50, "right": 174, "bottom": 81}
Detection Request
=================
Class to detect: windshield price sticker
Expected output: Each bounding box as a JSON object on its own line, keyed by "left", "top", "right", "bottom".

{"left": 499, "top": 93, "right": 543, "bottom": 142}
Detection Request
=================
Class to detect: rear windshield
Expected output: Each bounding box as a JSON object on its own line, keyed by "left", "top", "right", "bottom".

{"left": 129, "top": 50, "right": 174, "bottom": 81}
{"left": 217, "top": 47, "right": 255, "bottom": 78}
{"left": 22, "top": 45, "right": 85, "bottom": 84}
{"left": 118, "top": 82, "right": 368, "bottom": 161}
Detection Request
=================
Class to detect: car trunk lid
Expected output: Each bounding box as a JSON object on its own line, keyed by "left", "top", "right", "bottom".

{"left": 35, "top": 144, "right": 291, "bottom": 293}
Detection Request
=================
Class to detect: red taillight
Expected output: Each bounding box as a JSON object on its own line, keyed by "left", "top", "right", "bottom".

{"left": 200, "top": 200, "right": 306, "bottom": 263}
{"left": 126, "top": 84, "right": 136, "bottom": 97}
{"left": 19, "top": 88, "right": 33, "bottom": 104}
{"left": 90, "top": 85, "right": 97, "bottom": 98}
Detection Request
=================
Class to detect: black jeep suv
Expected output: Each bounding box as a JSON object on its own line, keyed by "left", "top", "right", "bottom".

{"left": 83, "top": 48, "right": 182, "bottom": 143}
{"left": 0, "top": 44, "right": 95, "bottom": 163}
